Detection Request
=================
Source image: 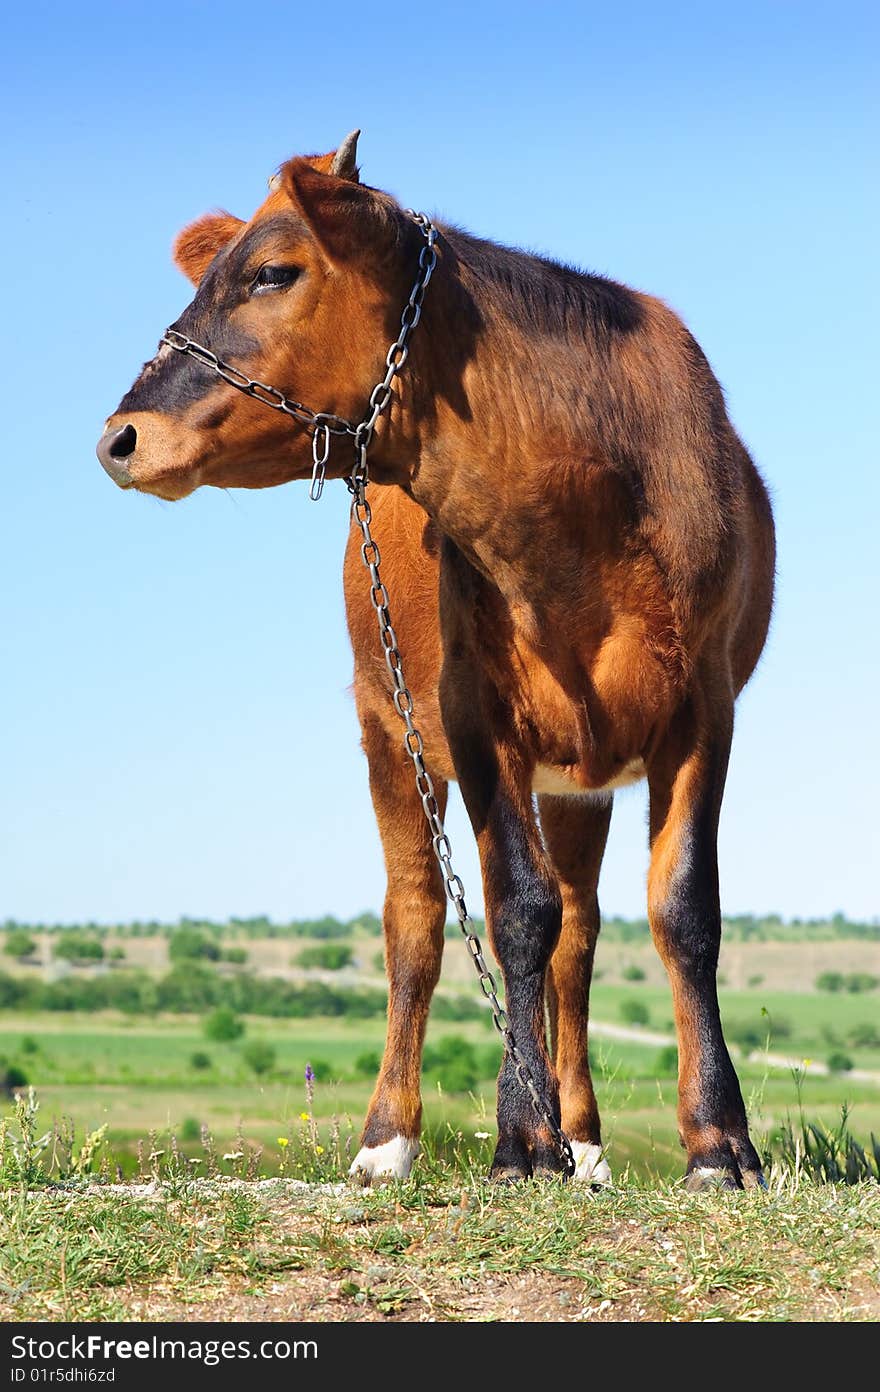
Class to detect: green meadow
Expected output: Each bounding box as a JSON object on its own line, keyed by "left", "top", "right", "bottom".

{"left": 1, "top": 915, "right": 878, "bottom": 1181}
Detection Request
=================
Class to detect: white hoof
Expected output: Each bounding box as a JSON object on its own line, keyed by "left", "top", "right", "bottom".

{"left": 349, "top": 1135, "right": 420, "bottom": 1184}
{"left": 570, "top": 1140, "right": 612, "bottom": 1186}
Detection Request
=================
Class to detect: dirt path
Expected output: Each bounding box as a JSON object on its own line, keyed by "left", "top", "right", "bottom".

{"left": 589, "top": 1019, "right": 880, "bottom": 1085}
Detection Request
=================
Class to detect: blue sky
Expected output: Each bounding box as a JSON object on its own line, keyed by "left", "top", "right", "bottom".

{"left": 1, "top": 1, "right": 876, "bottom": 924}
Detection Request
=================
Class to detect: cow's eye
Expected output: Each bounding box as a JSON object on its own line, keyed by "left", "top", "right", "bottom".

{"left": 252, "top": 264, "right": 300, "bottom": 293}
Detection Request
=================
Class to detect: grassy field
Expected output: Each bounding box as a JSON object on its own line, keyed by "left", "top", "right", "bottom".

{"left": 1, "top": 1004, "right": 878, "bottom": 1182}
{"left": 1, "top": 925, "right": 878, "bottom": 1323}
{"left": 1, "top": 922, "right": 879, "bottom": 1179}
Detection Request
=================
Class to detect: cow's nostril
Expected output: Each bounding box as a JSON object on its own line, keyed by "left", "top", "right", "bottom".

{"left": 108, "top": 423, "right": 137, "bottom": 459}
{"left": 97, "top": 423, "right": 138, "bottom": 487}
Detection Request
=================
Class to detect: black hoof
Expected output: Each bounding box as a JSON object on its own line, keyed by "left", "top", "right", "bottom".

{"left": 684, "top": 1166, "right": 741, "bottom": 1192}
{"left": 489, "top": 1164, "right": 531, "bottom": 1185}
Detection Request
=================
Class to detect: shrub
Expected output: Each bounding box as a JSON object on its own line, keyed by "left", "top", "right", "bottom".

{"left": 845, "top": 973, "right": 878, "bottom": 994}
{"left": 180, "top": 1117, "right": 201, "bottom": 1142}
{"left": 423, "top": 1035, "right": 479, "bottom": 1092}
{"left": 4, "top": 930, "right": 36, "bottom": 960}
{"left": 848, "top": 1022, "right": 880, "bottom": 1050}
{"left": 168, "top": 929, "right": 220, "bottom": 964}
{"left": 655, "top": 1044, "right": 679, "bottom": 1077}
{"left": 826, "top": 1051, "right": 854, "bottom": 1074}
{"left": 431, "top": 993, "right": 485, "bottom": 1021}
{"left": 816, "top": 972, "right": 844, "bottom": 993}
{"left": 53, "top": 934, "right": 104, "bottom": 963}
{"left": 725, "top": 1019, "right": 764, "bottom": 1050}
{"left": 243, "top": 1040, "right": 276, "bottom": 1076}
{"left": 354, "top": 1050, "right": 381, "bottom": 1077}
{"left": 306, "top": 1058, "right": 333, "bottom": 1082}
{"left": 203, "top": 1008, "right": 244, "bottom": 1042}
{"left": 747, "top": 974, "right": 764, "bottom": 988}
{"left": 222, "top": 947, "right": 248, "bottom": 965}
{"left": 2, "top": 1064, "right": 28, "bottom": 1096}
{"left": 108, "top": 946, "right": 126, "bottom": 961}
{"left": 290, "top": 916, "right": 353, "bottom": 940}
{"left": 19, "top": 1036, "right": 38, "bottom": 1055}
{"left": 156, "top": 966, "right": 219, "bottom": 1013}
{"left": 619, "top": 999, "right": 650, "bottom": 1026}
{"left": 296, "top": 944, "right": 354, "bottom": 971}
{"left": 622, "top": 965, "right": 645, "bottom": 982}
{"left": 190, "top": 1051, "right": 212, "bottom": 1070}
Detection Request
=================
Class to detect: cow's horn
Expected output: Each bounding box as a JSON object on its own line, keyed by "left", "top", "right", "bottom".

{"left": 330, "top": 129, "right": 361, "bottom": 181}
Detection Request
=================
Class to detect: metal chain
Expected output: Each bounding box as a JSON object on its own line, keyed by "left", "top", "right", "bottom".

{"left": 161, "top": 208, "right": 574, "bottom": 1177}
{"left": 349, "top": 461, "right": 574, "bottom": 1177}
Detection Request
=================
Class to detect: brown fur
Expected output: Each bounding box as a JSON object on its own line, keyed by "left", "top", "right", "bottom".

{"left": 98, "top": 136, "right": 776, "bottom": 1187}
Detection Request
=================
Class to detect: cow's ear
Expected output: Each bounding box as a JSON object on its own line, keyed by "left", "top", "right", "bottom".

{"left": 281, "top": 157, "right": 394, "bottom": 265}
{"left": 173, "top": 211, "right": 244, "bottom": 285}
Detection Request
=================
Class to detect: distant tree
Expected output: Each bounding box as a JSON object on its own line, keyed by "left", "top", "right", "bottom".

{"left": 2, "top": 1063, "right": 28, "bottom": 1096}
{"left": 816, "top": 972, "right": 845, "bottom": 993}
{"left": 725, "top": 1018, "right": 765, "bottom": 1050}
{"left": 619, "top": 999, "right": 650, "bottom": 1026}
{"left": 180, "top": 1117, "right": 201, "bottom": 1141}
{"left": 168, "top": 929, "right": 220, "bottom": 964}
{"left": 350, "top": 912, "right": 383, "bottom": 936}
{"left": 422, "top": 1035, "right": 479, "bottom": 1092}
{"left": 203, "top": 1008, "right": 244, "bottom": 1042}
{"left": 298, "top": 916, "right": 352, "bottom": 940}
{"left": 190, "top": 1051, "right": 213, "bottom": 1070}
{"left": 354, "top": 1049, "right": 381, "bottom": 1077}
{"left": 848, "top": 1023, "right": 880, "bottom": 1050}
{"left": 655, "top": 1045, "right": 679, "bottom": 1077}
{"left": 243, "top": 1040, "right": 276, "bottom": 1076}
{"left": 844, "top": 973, "right": 878, "bottom": 994}
{"left": 296, "top": 944, "right": 354, "bottom": 971}
{"left": 622, "top": 965, "right": 646, "bottom": 982}
{"left": 222, "top": 947, "right": 248, "bottom": 966}
{"left": 53, "top": 934, "right": 104, "bottom": 963}
{"left": 3, "top": 930, "right": 36, "bottom": 961}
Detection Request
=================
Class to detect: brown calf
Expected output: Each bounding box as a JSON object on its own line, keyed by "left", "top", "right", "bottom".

{"left": 98, "top": 133, "right": 775, "bottom": 1190}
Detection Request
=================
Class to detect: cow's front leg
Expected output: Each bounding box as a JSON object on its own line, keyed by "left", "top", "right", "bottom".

{"left": 349, "top": 707, "right": 447, "bottom": 1184}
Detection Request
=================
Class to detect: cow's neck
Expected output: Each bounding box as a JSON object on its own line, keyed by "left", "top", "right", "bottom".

{"left": 372, "top": 257, "right": 596, "bottom": 602}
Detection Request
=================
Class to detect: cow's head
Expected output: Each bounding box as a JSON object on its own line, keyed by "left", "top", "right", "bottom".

{"left": 96, "top": 133, "right": 422, "bottom": 500}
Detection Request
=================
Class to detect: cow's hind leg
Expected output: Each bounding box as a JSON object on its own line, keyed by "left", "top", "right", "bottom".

{"left": 540, "top": 792, "right": 613, "bottom": 1185}
{"left": 647, "top": 688, "right": 765, "bottom": 1191}
{"left": 349, "top": 707, "right": 447, "bottom": 1184}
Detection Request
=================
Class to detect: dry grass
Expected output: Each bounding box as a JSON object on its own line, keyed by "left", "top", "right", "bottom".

{"left": 1, "top": 1166, "right": 877, "bottom": 1323}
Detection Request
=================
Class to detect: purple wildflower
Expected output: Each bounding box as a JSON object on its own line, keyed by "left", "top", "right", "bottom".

{"left": 305, "top": 1062, "right": 315, "bottom": 1107}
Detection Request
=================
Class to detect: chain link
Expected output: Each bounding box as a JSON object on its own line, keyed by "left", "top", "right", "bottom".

{"left": 159, "top": 208, "right": 574, "bottom": 1178}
